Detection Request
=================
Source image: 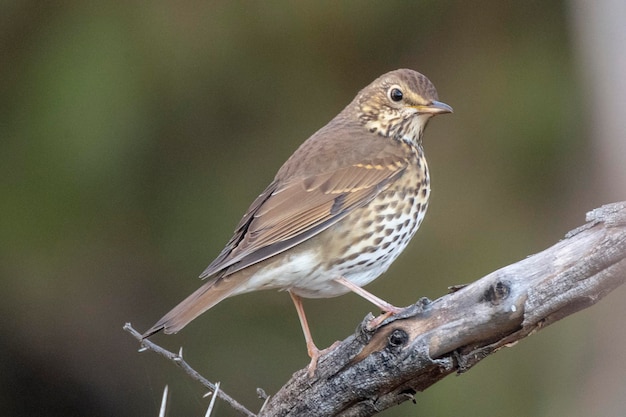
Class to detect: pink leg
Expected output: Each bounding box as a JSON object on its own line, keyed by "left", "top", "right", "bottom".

{"left": 290, "top": 291, "right": 339, "bottom": 377}
{"left": 333, "top": 276, "right": 402, "bottom": 313}
{"left": 333, "top": 276, "right": 403, "bottom": 329}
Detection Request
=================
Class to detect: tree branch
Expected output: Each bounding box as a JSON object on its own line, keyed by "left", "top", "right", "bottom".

{"left": 127, "top": 201, "right": 626, "bottom": 416}
{"left": 261, "top": 201, "right": 626, "bottom": 416}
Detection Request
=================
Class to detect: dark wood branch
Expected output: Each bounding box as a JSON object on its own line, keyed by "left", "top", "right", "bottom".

{"left": 126, "top": 202, "right": 626, "bottom": 416}
{"left": 260, "top": 201, "right": 626, "bottom": 416}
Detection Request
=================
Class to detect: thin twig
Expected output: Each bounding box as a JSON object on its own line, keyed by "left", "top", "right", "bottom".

{"left": 159, "top": 385, "right": 168, "bottom": 417}
{"left": 123, "top": 323, "right": 256, "bottom": 417}
{"left": 204, "top": 382, "right": 221, "bottom": 417}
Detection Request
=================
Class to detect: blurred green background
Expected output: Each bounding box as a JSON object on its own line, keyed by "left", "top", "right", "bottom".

{"left": 1, "top": 1, "right": 625, "bottom": 416}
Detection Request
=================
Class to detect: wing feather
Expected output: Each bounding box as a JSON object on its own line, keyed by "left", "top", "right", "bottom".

{"left": 200, "top": 140, "right": 413, "bottom": 279}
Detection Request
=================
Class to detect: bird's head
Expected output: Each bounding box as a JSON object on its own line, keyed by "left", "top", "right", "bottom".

{"left": 354, "top": 69, "right": 452, "bottom": 144}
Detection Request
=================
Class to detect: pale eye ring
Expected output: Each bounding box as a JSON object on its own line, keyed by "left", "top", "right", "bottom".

{"left": 388, "top": 87, "right": 403, "bottom": 102}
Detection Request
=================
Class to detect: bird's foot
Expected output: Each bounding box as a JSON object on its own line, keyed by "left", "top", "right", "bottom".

{"left": 366, "top": 299, "right": 431, "bottom": 330}
{"left": 366, "top": 308, "right": 402, "bottom": 331}
{"left": 306, "top": 340, "right": 341, "bottom": 377}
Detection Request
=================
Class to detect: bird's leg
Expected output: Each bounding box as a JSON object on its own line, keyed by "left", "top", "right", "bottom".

{"left": 333, "top": 276, "right": 403, "bottom": 313}
{"left": 334, "top": 276, "right": 403, "bottom": 329}
{"left": 289, "top": 291, "right": 337, "bottom": 377}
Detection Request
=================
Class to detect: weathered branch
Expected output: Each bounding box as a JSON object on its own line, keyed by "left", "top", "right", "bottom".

{"left": 127, "top": 201, "right": 626, "bottom": 416}
{"left": 261, "top": 201, "right": 626, "bottom": 416}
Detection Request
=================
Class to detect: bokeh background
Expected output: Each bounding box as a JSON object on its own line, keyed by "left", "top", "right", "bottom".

{"left": 1, "top": 1, "right": 625, "bottom": 416}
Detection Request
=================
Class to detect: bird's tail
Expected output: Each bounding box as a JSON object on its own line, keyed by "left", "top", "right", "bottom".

{"left": 142, "top": 277, "right": 240, "bottom": 338}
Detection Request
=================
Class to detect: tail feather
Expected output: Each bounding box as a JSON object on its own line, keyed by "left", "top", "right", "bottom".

{"left": 142, "top": 278, "right": 240, "bottom": 338}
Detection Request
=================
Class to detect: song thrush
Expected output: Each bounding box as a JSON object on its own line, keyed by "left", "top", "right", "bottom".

{"left": 143, "top": 69, "right": 452, "bottom": 375}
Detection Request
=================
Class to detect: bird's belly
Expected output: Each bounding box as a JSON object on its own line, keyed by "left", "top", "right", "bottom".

{"left": 238, "top": 246, "right": 360, "bottom": 298}
{"left": 239, "top": 240, "right": 404, "bottom": 299}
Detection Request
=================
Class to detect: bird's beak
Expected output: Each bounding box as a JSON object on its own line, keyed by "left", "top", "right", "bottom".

{"left": 415, "top": 100, "right": 453, "bottom": 115}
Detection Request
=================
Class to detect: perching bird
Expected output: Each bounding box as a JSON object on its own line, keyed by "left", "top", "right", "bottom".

{"left": 143, "top": 69, "right": 452, "bottom": 375}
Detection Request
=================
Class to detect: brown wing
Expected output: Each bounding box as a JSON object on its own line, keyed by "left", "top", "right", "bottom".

{"left": 199, "top": 142, "right": 411, "bottom": 279}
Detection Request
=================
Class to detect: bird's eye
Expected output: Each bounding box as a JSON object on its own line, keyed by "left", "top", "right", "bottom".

{"left": 389, "top": 87, "right": 403, "bottom": 102}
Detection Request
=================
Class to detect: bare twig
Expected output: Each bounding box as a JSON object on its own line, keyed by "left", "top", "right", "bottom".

{"left": 159, "top": 385, "right": 168, "bottom": 417}
{"left": 123, "top": 323, "right": 256, "bottom": 417}
{"left": 126, "top": 201, "right": 626, "bottom": 417}
{"left": 204, "top": 382, "right": 220, "bottom": 417}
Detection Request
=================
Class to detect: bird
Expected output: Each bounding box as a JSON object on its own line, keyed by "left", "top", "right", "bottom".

{"left": 143, "top": 69, "right": 452, "bottom": 376}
